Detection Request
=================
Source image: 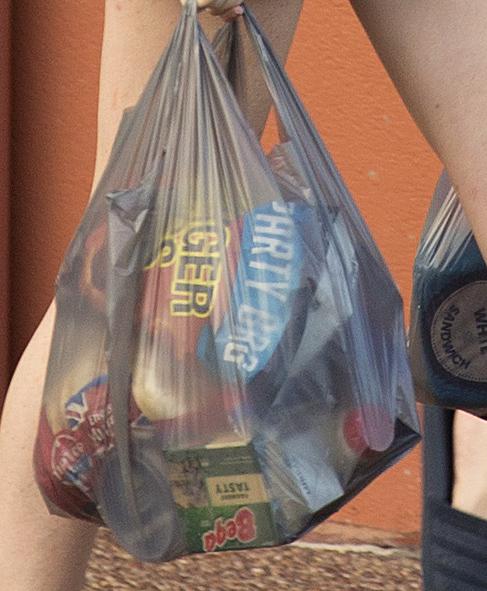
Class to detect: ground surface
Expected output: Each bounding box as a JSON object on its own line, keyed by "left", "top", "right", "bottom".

{"left": 83, "top": 526, "right": 422, "bottom": 591}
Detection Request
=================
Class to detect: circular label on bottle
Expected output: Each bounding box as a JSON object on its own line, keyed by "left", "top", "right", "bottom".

{"left": 431, "top": 281, "right": 487, "bottom": 382}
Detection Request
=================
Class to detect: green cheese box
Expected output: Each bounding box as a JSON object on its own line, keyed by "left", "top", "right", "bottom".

{"left": 164, "top": 439, "right": 280, "bottom": 554}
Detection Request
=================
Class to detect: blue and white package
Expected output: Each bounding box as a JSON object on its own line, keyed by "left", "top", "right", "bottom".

{"left": 197, "top": 200, "right": 306, "bottom": 382}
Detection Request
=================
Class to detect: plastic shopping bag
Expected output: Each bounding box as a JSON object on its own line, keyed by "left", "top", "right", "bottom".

{"left": 34, "top": 3, "right": 420, "bottom": 562}
{"left": 410, "top": 172, "right": 487, "bottom": 415}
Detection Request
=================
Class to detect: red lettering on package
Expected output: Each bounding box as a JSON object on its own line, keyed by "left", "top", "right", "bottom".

{"left": 202, "top": 507, "right": 257, "bottom": 553}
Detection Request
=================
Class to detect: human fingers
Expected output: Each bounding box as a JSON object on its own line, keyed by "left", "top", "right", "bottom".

{"left": 218, "top": 5, "right": 244, "bottom": 22}
{"left": 180, "top": 0, "right": 243, "bottom": 16}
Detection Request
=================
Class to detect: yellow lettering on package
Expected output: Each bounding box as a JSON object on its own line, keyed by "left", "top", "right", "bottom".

{"left": 144, "top": 221, "right": 230, "bottom": 318}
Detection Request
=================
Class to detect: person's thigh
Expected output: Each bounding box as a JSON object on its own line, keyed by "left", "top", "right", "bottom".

{"left": 0, "top": 301, "right": 99, "bottom": 591}
{"left": 453, "top": 411, "right": 487, "bottom": 520}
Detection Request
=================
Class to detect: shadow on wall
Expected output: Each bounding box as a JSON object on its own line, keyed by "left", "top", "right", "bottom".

{"left": 0, "top": 1, "right": 11, "bottom": 402}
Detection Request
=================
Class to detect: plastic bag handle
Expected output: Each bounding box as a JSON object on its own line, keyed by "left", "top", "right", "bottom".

{"left": 240, "top": 8, "right": 399, "bottom": 450}
{"left": 212, "top": 8, "right": 349, "bottom": 219}
{"left": 182, "top": 0, "right": 199, "bottom": 15}
{"left": 240, "top": 8, "right": 343, "bottom": 197}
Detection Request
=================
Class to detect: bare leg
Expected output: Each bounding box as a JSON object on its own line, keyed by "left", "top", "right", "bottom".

{"left": 0, "top": 2, "right": 302, "bottom": 589}
{"left": 452, "top": 412, "right": 487, "bottom": 519}
{"left": 0, "top": 302, "right": 97, "bottom": 591}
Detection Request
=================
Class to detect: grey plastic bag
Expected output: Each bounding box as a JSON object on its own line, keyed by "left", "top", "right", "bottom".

{"left": 410, "top": 171, "right": 487, "bottom": 416}
{"left": 34, "top": 3, "right": 420, "bottom": 562}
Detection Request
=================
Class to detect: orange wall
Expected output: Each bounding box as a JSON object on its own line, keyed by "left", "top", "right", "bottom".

{"left": 0, "top": 0, "right": 11, "bottom": 400}
{"left": 10, "top": 0, "right": 441, "bottom": 533}
{"left": 10, "top": 1, "right": 104, "bottom": 369}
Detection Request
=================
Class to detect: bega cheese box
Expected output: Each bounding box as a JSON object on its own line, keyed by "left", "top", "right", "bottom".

{"left": 165, "top": 439, "right": 279, "bottom": 553}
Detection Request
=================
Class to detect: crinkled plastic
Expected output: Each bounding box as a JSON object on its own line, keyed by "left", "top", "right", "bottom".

{"left": 34, "top": 3, "right": 420, "bottom": 562}
{"left": 410, "top": 172, "right": 487, "bottom": 416}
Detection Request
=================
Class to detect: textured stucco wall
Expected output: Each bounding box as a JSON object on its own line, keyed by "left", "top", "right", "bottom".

{"left": 10, "top": 0, "right": 442, "bottom": 533}
{"left": 11, "top": 1, "right": 104, "bottom": 370}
